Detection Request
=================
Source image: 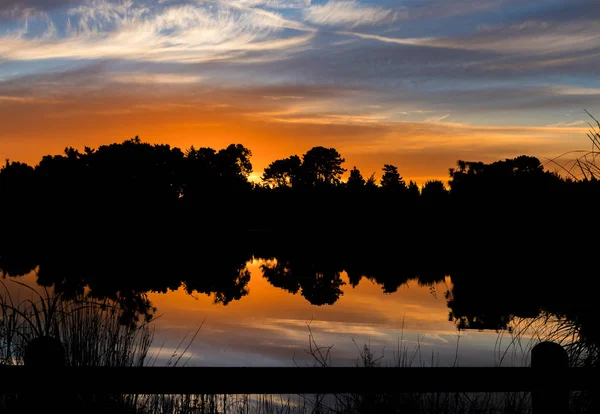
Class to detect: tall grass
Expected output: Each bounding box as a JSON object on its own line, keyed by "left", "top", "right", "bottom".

{"left": 546, "top": 110, "right": 600, "bottom": 181}
{"left": 291, "top": 321, "right": 532, "bottom": 414}
{"left": 292, "top": 311, "right": 600, "bottom": 414}
{"left": 0, "top": 279, "right": 154, "bottom": 412}
{"left": 0, "top": 279, "right": 153, "bottom": 367}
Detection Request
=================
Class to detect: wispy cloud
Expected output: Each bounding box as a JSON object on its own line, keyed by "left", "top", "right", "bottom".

{"left": 223, "top": 0, "right": 310, "bottom": 9}
{"left": 0, "top": 1, "right": 83, "bottom": 18}
{"left": 258, "top": 113, "right": 391, "bottom": 126}
{"left": 550, "top": 86, "right": 600, "bottom": 96}
{"left": 110, "top": 73, "right": 203, "bottom": 84}
{"left": 340, "top": 19, "right": 600, "bottom": 57}
{"left": 304, "top": 0, "right": 400, "bottom": 28}
{"left": 425, "top": 114, "right": 450, "bottom": 123}
{"left": 545, "top": 120, "right": 586, "bottom": 128}
{"left": 0, "top": 0, "right": 314, "bottom": 63}
{"left": 430, "top": 20, "right": 600, "bottom": 55}
{"left": 262, "top": 95, "right": 304, "bottom": 100}
{"left": 337, "top": 30, "right": 433, "bottom": 46}
{"left": 0, "top": 95, "right": 37, "bottom": 103}
{"left": 0, "top": 95, "right": 62, "bottom": 104}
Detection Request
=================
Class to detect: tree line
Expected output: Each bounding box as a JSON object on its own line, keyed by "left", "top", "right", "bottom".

{"left": 0, "top": 136, "right": 584, "bottom": 199}
{"left": 0, "top": 135, "right": 597, "bottom": 240}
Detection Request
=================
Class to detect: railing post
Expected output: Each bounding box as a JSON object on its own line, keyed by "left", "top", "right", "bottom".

{"left": 531, "top": 341, "right": 569, "bottom": 414}
{"left": 22, "top": 336, "right": 67, "bottom": 413}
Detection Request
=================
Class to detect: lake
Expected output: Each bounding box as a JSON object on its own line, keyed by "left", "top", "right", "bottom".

{"left": 6, "top": 257, "right": 541, "bottom": 369}
{"left": 147, "top": 259, "right": 520, "bottom": 368}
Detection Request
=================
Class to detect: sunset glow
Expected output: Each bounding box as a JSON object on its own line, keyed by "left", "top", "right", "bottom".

{"left": 1, "top": 0, "right": 598, "bottom": 185}
{"left": 145, "top": 260, "right": 504, "bottom": 367}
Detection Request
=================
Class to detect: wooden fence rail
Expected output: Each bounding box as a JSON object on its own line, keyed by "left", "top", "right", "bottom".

{"left": 0, "top": 365, "right": 595, "bottom": 394}
{"left": 0, "top": 341, "right": 596, "bottom": 413}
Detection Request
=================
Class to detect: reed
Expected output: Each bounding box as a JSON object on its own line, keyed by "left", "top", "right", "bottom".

{"left": 545, "top": 110, "right": 600, "bottom": 181}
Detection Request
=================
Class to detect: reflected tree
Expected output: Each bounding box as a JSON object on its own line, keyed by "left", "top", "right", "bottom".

{"left": 260, "top": 256, "right": 345, "bottom": 305}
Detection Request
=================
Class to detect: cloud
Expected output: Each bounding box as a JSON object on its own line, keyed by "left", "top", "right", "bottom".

{"left": 516, "top": 0, "right": 600, "bottom": 24}
{"left": 0, "top": 1, "right": 83, "bottom": 16}
{"left": 224, "top": 0, "right": 310, "bottom": 8}
{"left": 340, "top": 19, "right": 600, "bottom": 58}
{"left": 0, "top": 95, "right": 37, "bottom": 102}
{"left": 304, "top": 0, "right": 399, "bottom": 28}
{"left": 424, "top": 114, "right": 450, "bottom": 123}
{"left": 430, "top": 20, "right": 600, "bottom": 55}
{"left": 0, "top": 0, "right": 314, "bottom": 63}
{"left": 0, "top": 94, "right": 62, "bottom": 104}
{"left": 253, "top": 112, "right": 392, "bottom": 126}
{"left": 545, "top": 120, "right": 586, "bottom": 128}
{"left": 110, "top": 72, "right": 203, "bottom": 84}
{"left": 400, "top": 0, "right": 522, "bottom": 21}
{"left": 262, "top": 95, "right": 304, "bottom": 100}
{"left": 550, "top": 86, "right": 600, "bottom": 96}
{"left": 337, "top": 30, "right": 433, "bottom": 46}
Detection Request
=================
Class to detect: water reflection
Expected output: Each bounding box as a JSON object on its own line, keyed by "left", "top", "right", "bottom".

{"left": 0, "top": 234, "right": 597, "bottom": 367}
{"left": 145, "top": 261, "right": 465, "bottom": 367}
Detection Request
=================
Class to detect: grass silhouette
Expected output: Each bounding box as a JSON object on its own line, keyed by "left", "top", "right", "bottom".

{"left": 545, "top": 110, "right": 600, "bottom": 182}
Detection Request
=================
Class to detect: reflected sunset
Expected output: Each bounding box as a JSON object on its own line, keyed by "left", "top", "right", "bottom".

{"left": 147, "top": 260, "right": 501, "bottom": 368}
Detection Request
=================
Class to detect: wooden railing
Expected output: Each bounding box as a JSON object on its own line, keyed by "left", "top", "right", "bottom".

{"left": 0, "top": 340, "right": 596, "bottom": 413}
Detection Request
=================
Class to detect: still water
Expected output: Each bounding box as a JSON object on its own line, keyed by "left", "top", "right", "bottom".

{"left": 142, "top": 259, "right": 526, "bottom": 368}
{"left": 6, "top": 257, "right": 544, "bottom": 370}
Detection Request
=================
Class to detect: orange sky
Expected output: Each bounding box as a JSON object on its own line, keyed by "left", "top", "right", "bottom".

{"left": 0, "top": 87, "right": 590, "bottom": 186}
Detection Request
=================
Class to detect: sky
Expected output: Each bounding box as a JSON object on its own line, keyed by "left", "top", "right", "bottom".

{"left": 0, "top": 0, "right": 598, "bottom": 185}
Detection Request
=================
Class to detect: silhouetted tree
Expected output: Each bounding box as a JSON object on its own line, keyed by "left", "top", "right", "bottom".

{"left": 365, "top": 173, "right": 378, "bottom": 190}
{"left": 407, "top": 180, "right": 420, "bottom": 198}
{"left": 81, "top": 137, "right": 185, "bottom": 212}
{"left": 299, "top": 146, "right": 346, "bottom": 187}
{"left": 0, "top": 160, "right": 36, "bottom": 206}
{"left": 380, "top": 164, "right": 406, "bottom": 191}
{"left": 182, "top": 143, "right": 252, "bottom": 198}
{"left": 217, "top": 144, "right": 253, "bottom": 185}
{"left": 421, "top": 180, "right": 448, "bottom": 204}
{"left": 346, "top": 166, "right": 366, "bottom": 189}
{"left": 262, "top": 155, "right": 301, "bottom": 188}
{"left": 448, "top": 156, "right": 558, "bottom": 198}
